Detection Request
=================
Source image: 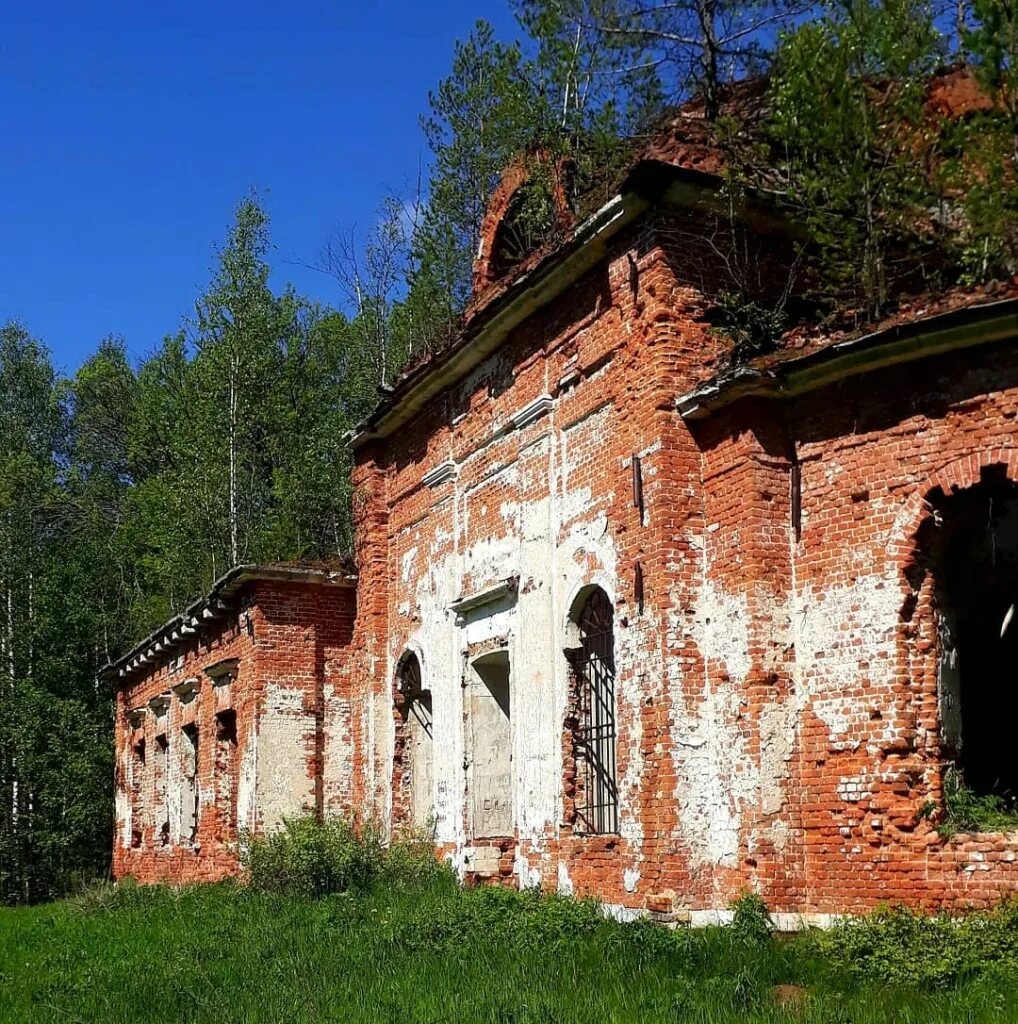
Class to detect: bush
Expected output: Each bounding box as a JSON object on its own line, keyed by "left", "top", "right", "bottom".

{"left": 244, "top": 815, "right": 453, "bottom": 898}
{"left": 383, "top": 826, "right": 452, "bottom": 891}
{"left": 939, "top": 766, "right": 1018, "bottom": 838}
{"left": 819, "top": 899, "right": 1018, "bottom": 988}
{"left": 729, "top": 890, "right": 772, "bottom": 946}
{"left": 245, "top": 816, "right": 385, "bottom": 897}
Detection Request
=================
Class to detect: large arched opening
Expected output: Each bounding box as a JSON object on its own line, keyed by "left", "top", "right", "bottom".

{"left": 920, "top": 468, "right": 1018, "bottom": 806}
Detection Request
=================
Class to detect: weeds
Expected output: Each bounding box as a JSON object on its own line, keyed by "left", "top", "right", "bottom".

{"left": 244, "top": 814, "right": 450, "bottom": 897}
{"left": 3, "top": 821, "right": 1018, "bottom": 1023}
{"left": 938, "top": 766, "right": 1018, "bottom": 838}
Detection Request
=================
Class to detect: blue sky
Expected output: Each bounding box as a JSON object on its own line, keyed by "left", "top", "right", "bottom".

{"left": 0, "top": 1, "right": 519, "bottom": 373}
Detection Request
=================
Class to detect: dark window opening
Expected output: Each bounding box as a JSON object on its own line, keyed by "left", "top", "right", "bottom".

{"left": 929, "top": 472, "right": 1018, "bottom": 809}
{"left": 572, "top": 588, "right": 618, "bottom": 834}
{"left": 131, "top": 738, "right": 145, "bottom": 848}
{"left": 489, "top": 183, "right": 555, "bottom": 280}
{"left": 396, "top": 654, "right": 434, "bottom": 831}
{"left": 155, "top": 734, "right": 170, "bottom": 846}
{"left": 181, "top": 724, "right": 199, "bottom": 844}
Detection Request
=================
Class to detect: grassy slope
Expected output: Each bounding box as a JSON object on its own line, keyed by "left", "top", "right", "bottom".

{"left": 2, "top": 879, "right": 1018, "bottom": 1023}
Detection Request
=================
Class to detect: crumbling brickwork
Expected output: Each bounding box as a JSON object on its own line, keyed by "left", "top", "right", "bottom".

{"left": 113, "top": 573, "right": 355, "bottom": 884}
{"left": 112, "top": 157, "right": 1018, "bottom": 921}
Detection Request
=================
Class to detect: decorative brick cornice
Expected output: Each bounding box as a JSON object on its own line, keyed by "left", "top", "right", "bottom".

{"left": 422, "top": 461, "right": 457, "bottom": 488}
{"left": 509, "top": 394, "right": 554, "bottom": 431}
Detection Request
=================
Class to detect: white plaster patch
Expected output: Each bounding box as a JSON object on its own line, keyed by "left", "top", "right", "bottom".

{"left": 794, "top": 574, "right": 903, "bottom": 751}
{"left": 557, "top": 861, "right": 574, "bottom": 896}
{"left": 670, "top": 582, "right": 759, "bottom": 869}
{"left": 400, "top": 546, "right": 418, "bottom": 585}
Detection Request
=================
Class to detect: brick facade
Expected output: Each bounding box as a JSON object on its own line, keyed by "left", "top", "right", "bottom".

{"left": 112, "top": 159, "right": 1018, "bottom": 919}
{"left": 113, "top": 571, "right": 355, "bottom": 884}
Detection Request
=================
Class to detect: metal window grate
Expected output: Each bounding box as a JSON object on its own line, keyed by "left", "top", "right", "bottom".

{"left": 399, "top": 655, "right": 432, "bottom": 738}
{"left": 574, "top": 589, "right": 618, "bottom": 834}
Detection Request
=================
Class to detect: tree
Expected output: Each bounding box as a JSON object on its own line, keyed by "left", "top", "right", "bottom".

{"left": 947, "top": 0, "right": 1018, "bottom": 280}
{"left": 412, "top": 21, "right": 540, "bottom": 321}
{"left": 0, "top": 322, "right": 113, "bottom": 903}
{"left": 522, "top": 0, "right": 806, "bottom": 121}
{"left": 312, "top": 197, "right": 415, "bottom": 387}
{"left": 767, "top": 0, "right": 944, "bottom": 320}
{"left": 192, "top": 196, "right": 286, "bottom": 571}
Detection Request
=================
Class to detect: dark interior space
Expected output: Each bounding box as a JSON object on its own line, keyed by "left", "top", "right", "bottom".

{"left": 931, "top": 470, "right": 1018, "bottom": 805}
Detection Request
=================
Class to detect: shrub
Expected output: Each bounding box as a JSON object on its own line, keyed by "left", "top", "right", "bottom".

{"left": 244, "top": 816, "right": 455, "bottom": 898}
{"left": 245, "top": 815, "right": 384, "bottom": 897}
{"left": 819, "top": 899, "right": 1018, "bottom": 988}
{"left": 939, "top": 766, "right": 1018, "bottom": 838}
{"left": 383, "top": 826, "right": 453, "bottom": 891}
{"left": 730, "top": 890, "right": 771, "bottom": 945}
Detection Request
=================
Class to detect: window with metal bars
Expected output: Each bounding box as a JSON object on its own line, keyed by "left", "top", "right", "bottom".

{"left": 573, "top": 588, "right": 618, "bottom": 835}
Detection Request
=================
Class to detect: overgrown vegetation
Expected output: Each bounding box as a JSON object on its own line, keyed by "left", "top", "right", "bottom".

{"left": 243, "top": 814, "right": 447, "bottom": 897}
{"left": 936, "top": 765, "right": 1018, "bottom": 838}
{"left": 4, "top": 858, "right": 1018, "bottom": 1022}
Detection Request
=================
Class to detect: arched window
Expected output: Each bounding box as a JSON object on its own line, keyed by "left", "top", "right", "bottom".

{"left": 488, "top": 181, "right": 555, "bottom": 280}
{"left": 571, "top": 588, "right": 618, "bottom": 834}
{"left": 395, "top": 653, "right": 434, "bottom": 831}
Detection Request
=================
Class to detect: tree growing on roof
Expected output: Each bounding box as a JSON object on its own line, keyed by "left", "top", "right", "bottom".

{"left": 947, "top": 0, "right": 1018, "bottom": 281}
{"left": 520, "top": 0, "right": 806, "bottom": 122}
{"left": 767, "top": 0, "right": 945, "bottom": 321}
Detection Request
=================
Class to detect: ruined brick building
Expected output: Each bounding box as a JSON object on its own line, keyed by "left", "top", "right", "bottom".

{"left": 111, "top": 85, "right": 1018, "bottom": 922}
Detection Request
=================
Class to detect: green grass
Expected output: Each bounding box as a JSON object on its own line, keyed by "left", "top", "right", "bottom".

{"left": 3, "top": 878, "right": 1018, "bottom": 1023}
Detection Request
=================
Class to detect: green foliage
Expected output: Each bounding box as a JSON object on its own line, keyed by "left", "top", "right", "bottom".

{"left": 244, "top": 815, "right": 452, "bottom": 897}
{"left": 769, "top": 0, "right": 945, "bottom": 321}
{"left": 820, "top": 898, "right": 1018, "bottom": 989}
{"left": 730, "top": 890, "right": 773, "bottom": 945}
{"left": 245, "top": 816, "right": 386, "bottom": 897}
{"left": 5, "top": 879, "right": 1018, "bottom": 1022}
{"left": 412, "top": 21, "right": 540, "bottom": 320}
{"left": 713, "top": 290, "right": 789, "bottom": 362}
{"left": 937, "top": 765, "right": 1018, "bottom": 838}
{"left": 945, "top": 0, "right": 1018, "bottom": 283}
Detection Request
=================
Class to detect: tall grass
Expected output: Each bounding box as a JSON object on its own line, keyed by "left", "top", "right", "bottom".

{"left": 2, "top": 819, "right": 1017, "bottom": 1023}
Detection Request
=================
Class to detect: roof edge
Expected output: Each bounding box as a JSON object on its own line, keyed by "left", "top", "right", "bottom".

{"left": 350, "top": 160, "right": 745, "bottom": 449}
{"left": 677, "top": 298, "right": 1018, "bottom": 420}
{"left": 104, "top": 563, "right": 356, "bottom": 684}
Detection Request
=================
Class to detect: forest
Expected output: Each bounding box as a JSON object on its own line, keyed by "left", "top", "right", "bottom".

{"left": 2, "top": 0, "right": 1017, "bottom": 902}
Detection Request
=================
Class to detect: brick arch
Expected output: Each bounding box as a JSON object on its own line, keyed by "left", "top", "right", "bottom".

{"left": 562, "top": 573, "right": 618, "bottom": 651}
{"left": 887, "top": 448, "right": 1018, "bottom": 572}
{"left": 472, "top": 154, "right": 573, "bottom": 295}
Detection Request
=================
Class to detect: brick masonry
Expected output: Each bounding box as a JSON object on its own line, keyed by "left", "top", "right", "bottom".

{"left": 114, "top": 188, "right": 1018, "bottom": 917}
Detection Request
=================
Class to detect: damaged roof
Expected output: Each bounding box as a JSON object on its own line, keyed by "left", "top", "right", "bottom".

{"left": 351, "top": 67, "right": 999, "bottom": 449}
{"left": 678, "top": 292, "right": 1018, "bottom": 419}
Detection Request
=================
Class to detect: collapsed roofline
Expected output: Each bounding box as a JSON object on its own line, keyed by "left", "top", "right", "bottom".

{"left": 350, "top": 160, "right": 796, "bottom": 449}
{"left": 677, "top": 298, "right": 1018, "bottom": 420}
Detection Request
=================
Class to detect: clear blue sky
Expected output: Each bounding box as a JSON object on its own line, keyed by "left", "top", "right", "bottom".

{"left": 0, "top": 1, "right": 519, "bottom": 373}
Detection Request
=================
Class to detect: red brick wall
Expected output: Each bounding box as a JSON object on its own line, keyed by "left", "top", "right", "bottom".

{"left": 114, "top": 197, "right": 1018, "bottom": 920}
{"left": 113, "top": 580, "right": 355, "bottom": 885}
{"left": 349, "top": 209, "right": 751, "bottom": 908}
{"left": 349, "top": 208, "right": 1018, "bottom": 917}
{"left": 690, "top": 339, "right": 1018, "bottom": 913}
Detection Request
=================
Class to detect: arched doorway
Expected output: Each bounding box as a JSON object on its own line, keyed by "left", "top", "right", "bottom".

{"left": 924, "top": 469, "right": 1018, "bottom": 806}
